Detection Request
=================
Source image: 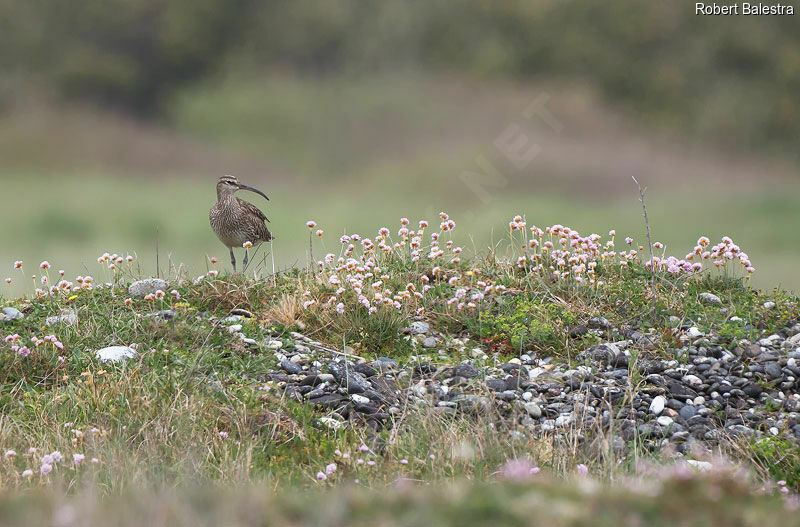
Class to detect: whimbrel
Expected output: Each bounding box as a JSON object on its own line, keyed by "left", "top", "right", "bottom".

{"left": 210, "top": 175, "right": 273, "bottom": 272}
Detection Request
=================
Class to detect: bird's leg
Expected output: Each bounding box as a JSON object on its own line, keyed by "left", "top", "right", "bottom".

{"left": 243, "top": 249, "right": 249, "bottom": 270}
{"left": 229, "top": 247, "right": 237, "bottom": 273}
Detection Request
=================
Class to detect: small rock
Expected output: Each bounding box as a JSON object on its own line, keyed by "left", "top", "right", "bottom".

{"left": 687, "top": 327, "right": 704, "bottom": 339}
{"left": 351, "top": 394, "right": 370, "bottom": 405}
{"left": 554, "top": 414, "right": 573, "bottom": 427}
{"left": 649, "top": 395, "right": 666, "bottom": 415}
{"left": 145, "top": 309, "right": 175, "bottom": 321}
{"left": 280, "top": 359, "right": 303, "bottom": 375}
{"left": 523, "top": 402, "right": 542, "bottom": 418}
{"left": 328, "top": 361, "right": 371, "bottom": 393}
{"left": 567, "top": 325, "right": 588, "bottom": 338}
{"left": 0, "top": 307, "right": 23, "bottom": 322}
{"left": 376, "top": 357, "right": 399, "bottom": 370}
{"left": 656, "top": 416, "right": 674, "bottom": 427}
{"left": 45, "top": 309, "right": 78, "bottom": 326}
{"left": 764, "top": 362, "right": 782, "bottom": 379}
{"left": 96, "top": 346, "right": 136, "bottom": 363}
{"left": 450, "top": 364, "right": 479, "bottom": 379}
{"left": 421, "top": 336, "right": 437, "bottom": 349}
{"left": 128, "top": 278, "right": 169, "bottom": 298}
{"left": 264, "top": 339, "right": 283, "bottom": 350}
{"left": 698, "top": 293, "right": 722, "bottom": 305}
{"left": 409, "top": 321, "right": 430, "bottom": 335}
{"left": 587, "top": 317, "right": 611, "bottom": 329}
{"left": 686, "top": 460, "right": 713, "bottom": 471}
{"left": 679, "top": 405, "right": 697, "bottom": 421}
{"left": 763, "top": 301, "right": 776, "bottom": 310}
{"left": 230, "top": 308, "right": 253, "bottom": 318}
{"left": 682, "top": 374, "right": 702, "bottom": 386}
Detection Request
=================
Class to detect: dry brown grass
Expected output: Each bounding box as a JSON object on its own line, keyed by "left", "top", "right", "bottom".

{"left": 264, "top": 294, "right": 302, "bottom": 327}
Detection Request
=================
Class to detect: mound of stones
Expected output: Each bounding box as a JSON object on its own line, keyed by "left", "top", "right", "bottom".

{"left": 230, "top": 313, "right": 800, "bottom": 449}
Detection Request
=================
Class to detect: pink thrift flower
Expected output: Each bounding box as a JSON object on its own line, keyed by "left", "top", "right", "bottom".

{"left": 316, "top": 471, "right": 327, "bottom": 481}
{"left": 40, "top": 463, "right": 52, "bottom": 475}
{"left": 325, "top": 463, "right": 337, "bottom": 475}
{"left": 500, "top": 458, "right": 538, "bottom": 482}
{"left": 576, "top": 464, "right": 589, "bottom": 476}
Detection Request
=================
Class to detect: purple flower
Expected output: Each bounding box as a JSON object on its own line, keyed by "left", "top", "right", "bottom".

{"left": 325, "top": 463, "right": 337, "bottom": 475}
{"left": 500, "top": 458, "right": 539, "bottom": 482}
{"left": 576, "top": 464, "right": 589, "bottom": 476}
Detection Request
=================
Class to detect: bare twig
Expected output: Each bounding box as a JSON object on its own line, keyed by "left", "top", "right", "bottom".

{"left": 632, "top": 176, "right": 657, "bottom": 325}
{"left": 155, "top": 226, "right": 160, "bottom": 279}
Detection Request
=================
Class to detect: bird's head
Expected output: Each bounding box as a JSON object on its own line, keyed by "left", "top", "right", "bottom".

{"left": 216, "top": 175, "right": 270, "bottom": 201}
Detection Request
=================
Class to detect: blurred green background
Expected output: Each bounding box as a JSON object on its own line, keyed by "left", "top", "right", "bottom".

{"left": 1, "top": 0, "right": 798, "bottom": 295}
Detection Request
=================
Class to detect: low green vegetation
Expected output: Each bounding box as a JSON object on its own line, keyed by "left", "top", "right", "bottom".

{"left": 1, "top": 215, "right": 797, "bottom": 504}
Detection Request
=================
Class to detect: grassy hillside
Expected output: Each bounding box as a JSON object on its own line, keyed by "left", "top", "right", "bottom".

{"left": 1, "top": 211, "right": 799, "bottom": 526}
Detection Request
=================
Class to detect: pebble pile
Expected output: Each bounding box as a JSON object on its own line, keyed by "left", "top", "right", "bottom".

{"left": 220, "top": 311, "right": 800, "bottom": 451}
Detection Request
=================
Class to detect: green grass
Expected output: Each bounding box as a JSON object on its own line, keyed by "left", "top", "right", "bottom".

{"left": 1, "top": 224, "right": 799, "bottom": 523}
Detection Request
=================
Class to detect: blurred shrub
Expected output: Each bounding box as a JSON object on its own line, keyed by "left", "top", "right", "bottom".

{"left": 1, "top": 0, "right": 798, "bottom": 153}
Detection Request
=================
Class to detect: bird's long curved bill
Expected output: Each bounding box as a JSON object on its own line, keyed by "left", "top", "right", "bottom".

{"left": 238, "top": 184, "right": 269, "bottom": 201}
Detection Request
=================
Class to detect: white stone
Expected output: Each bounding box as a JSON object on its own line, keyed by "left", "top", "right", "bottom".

{"left": 528, "top": 367, "right": 546, "bottom": 380}
{"left": 351, "top": 394, "right": 370, "bottom": 405}
{"left": 128, "top": 278, "right": 169, "bottom": 298}
{"left": 95, "top": 346, "right": 136, "bottom": 363}
{"left": 523, "top": 402, "right": 542, "bottom": 418}
{"left": 698, "top": 292, "right": 722, "bottom": 305}
{"left": 763, "top": 301, "right": 776, "bottom": 309}
{"left": 683, "top": 374, "right": 703, "bottom": 386}
{"left": 656, "top": 416, "right": 674, "bottom": 427}
{"left": 409, "top": 321, "right": 430, "bottom": 335}
{"left": 1, "top": 307, "right": 24, "bottom": 321}
{"left": 687, "top": 327, "right": 704, "bottom": 339}
{"left": 554, "top": 415, "right": 572, "bottom": 427}
{"left": 649, "top": 395, "right": 666, "bottom": 415}
{"left": 686, "top": 460, "right": 713, "bottom": 471}
{"left": 226, "top": 324, "right": 242, "bottom": 333}
{"left": 45, "top": 310, "right": 77, "bottom": 326}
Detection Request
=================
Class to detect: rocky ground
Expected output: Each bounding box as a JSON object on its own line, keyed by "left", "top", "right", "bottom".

{"left": 4, "top": 276, "right": 799, "bottom": 457}
{"left": 219, "top": 309, "right": 800, "bottom": 453}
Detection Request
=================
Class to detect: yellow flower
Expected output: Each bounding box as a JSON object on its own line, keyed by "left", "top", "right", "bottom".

{"left": 68, "top": 294, "right": 78, "bottom": 301}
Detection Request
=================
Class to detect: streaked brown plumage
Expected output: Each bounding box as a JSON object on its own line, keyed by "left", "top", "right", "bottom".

{"left": 210, "top": 175, "right": 272, "bottom": 271}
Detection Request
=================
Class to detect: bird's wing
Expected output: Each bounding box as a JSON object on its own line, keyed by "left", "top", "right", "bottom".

{"left": 237, "top": 197, "right": 270, "bottom": 223}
